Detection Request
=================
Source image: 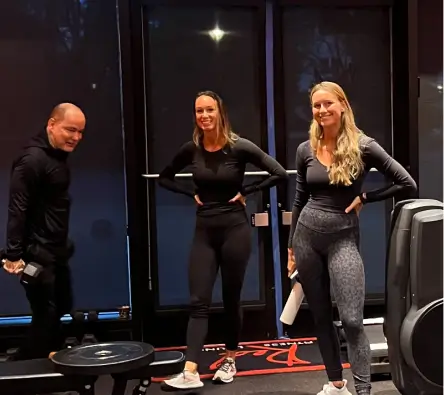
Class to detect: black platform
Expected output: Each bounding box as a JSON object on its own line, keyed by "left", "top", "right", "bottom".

{"left": 0, "top": 343, "right": 185, "bottom": 395}
{"left": 0, "top": 357, "right": 96, "bottom": 395}
{"left": 52, "top": 341, "right": 155, "bottom": 376}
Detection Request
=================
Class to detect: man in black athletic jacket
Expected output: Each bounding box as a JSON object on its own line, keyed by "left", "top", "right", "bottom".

{"left": 2, "top": 102, "right": 85, "bottom": 360}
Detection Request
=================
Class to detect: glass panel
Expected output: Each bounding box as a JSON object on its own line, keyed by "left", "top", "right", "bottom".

{"left": 282, "top": 6, "right": 392, "bottom": 297}
{"left": 0, "top": 0, "right": 129, "bottom": 316}
{"left": 418, "top": 0, "right": 443, "bottom": 201}
{"left": 358, "top": 172, "right": 388, "bottom": 295}
{"left": 144, "top": 6, "right": 265, "bottom": 308}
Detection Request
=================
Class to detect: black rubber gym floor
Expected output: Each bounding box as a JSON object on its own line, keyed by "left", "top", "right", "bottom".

{"left": 96, "top": 369, "right": 398, "bottom": 394}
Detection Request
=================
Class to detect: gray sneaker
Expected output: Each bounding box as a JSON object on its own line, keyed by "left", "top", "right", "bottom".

{"left": 212, "top": 357, "right": 237, "bottom": 384}
{"left": 317, "top": 380, "right": 352, "bottom": 395}
{"left": 161, "top": 370, "right": 204, "bottom": 390}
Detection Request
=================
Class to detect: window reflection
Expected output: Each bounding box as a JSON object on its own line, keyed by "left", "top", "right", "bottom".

{"left": 418, "top": 0, "right": 443, "bottom": 201}
{"left": 282, "top": 7, "right": 392, "bottom": 296}
{"left": 144, "top": 6, "right": 264, "bottom": 308}
{"left": 0, "top": 0, "right": 130, "bottom": 315}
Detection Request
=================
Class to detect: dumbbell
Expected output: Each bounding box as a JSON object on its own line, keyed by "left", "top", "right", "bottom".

{"left": 5, "top": 348, "right": 19, "bottom": 360}
{"left": 118, "top": 306, "right": 131, "bottom": 320}
{"left": 71, "top": 311, "right": 99, "bottom": 345}
{"left": 133, "top": 379, "right": 152, "bottom": 395}
{"left": 71, "top": 311, "right": 85, "bottom": 323}
{"left": 64, "top": 337, "right": 80, "bottom": 349}
{"left": 85, "top": 310, "right": 98, "bottom": 336}
{"left": 67, "top": 311, "right": 85, "bottom": 346}
{"left": 0, "top": 258, "right": 43, "bottom": 285}
{"left": 81, "top": 333, "right": 98, "bottom": 345}
{"left": 87, "top": 311, "right": 98, "bottom": 322}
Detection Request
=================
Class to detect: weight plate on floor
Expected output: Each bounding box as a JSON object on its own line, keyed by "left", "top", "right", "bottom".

{"left": 51, "top": 341, "right": 155, "bottom": 376}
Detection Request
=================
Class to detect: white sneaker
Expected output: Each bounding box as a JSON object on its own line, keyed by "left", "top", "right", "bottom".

{"left": 161, "top": 370, "right": 204, "bottom": 390}
{"left": 212, "top": 357, "right": 237, "bottom": 384}
{"left": 317, "top": 379, "right": 352, "bottom": 395}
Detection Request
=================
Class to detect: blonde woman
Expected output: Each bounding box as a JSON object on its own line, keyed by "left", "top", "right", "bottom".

{"left": 287, "top": 81, "right": 416, "bottom": 395}
{"left": 159, "top": 90, "right": 288, "bottom": 390}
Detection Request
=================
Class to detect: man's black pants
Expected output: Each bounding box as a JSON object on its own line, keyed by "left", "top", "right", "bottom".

{"left": 15, "top": 264, "right": 73, "bottom": 360}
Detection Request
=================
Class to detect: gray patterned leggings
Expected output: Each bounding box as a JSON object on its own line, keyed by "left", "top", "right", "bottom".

{"left": 292, "top": 206, "right": 371, "bottom": 395}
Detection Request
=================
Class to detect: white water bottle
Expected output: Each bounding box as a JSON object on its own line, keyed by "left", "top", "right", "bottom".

{"left": 280, "top": 271, "right": 305, "bottom": 325}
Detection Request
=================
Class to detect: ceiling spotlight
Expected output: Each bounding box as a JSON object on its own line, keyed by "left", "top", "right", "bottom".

{"left": 208, "top": 26, "right": 226, "bottom": 42}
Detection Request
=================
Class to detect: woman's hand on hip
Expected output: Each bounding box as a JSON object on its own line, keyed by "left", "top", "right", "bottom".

{"left": 345, "top": 195, "right": 363, "bottom": 216}
{"left": 229, "top": 192, "right": 246, "bottom": 207}
{"left": 287, "top": 248, "right": 296, "bottom": 277}
{"left": 194, "top": 195, "right": 203, "bottom": 206}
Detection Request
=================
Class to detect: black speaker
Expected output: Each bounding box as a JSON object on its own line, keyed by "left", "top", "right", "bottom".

{"left": 400, "top": 209, "right": 443, "bottom": 390}
{"left": 385, "top": 199, "right": 443, "bottom": 395}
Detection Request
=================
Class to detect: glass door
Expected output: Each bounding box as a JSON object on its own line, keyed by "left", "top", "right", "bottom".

{"left": 272, "top": 0, "right": 398, "bottom": 318}
{"left": 125, "top": 0, "right": 418, "bottom": 345}
{"left": 130, "top": 0, "right": 279, "bottom": 347}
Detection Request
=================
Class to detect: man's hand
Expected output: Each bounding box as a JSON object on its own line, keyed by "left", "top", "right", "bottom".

{"left": 3, "top": 259, "right": 25, "bottom": 275}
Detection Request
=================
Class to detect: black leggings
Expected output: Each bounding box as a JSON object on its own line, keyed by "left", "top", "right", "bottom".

{"left": 293, "top": 206, "right": 371, "bottom": 395}
{"left": 186, "top": 210, "right": 251, "bottom": 364}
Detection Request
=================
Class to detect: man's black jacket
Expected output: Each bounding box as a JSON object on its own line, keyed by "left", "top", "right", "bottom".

{"left": 4, "top": 129, "right": 73, "bottom": 265}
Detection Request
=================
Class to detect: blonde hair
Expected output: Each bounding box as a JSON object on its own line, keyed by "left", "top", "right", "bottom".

{"left": 192, "top": 91, "right": 238, "bottom": 147}
{"left": 309, "top": 81, "right": 364, "bottom": 186}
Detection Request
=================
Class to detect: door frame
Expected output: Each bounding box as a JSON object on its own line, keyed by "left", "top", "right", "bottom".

{"left": 272, "top": 0, "right": 419, "bottom": 310}
{"left": 118, "top": 0, "right": 419, "bottom": 344}
{"left": 120, "top": 0, "right": 280, "bottom": 346}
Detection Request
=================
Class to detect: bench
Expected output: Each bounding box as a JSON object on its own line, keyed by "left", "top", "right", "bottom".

{"left": 0, "top": 357, "right": 96, "bottom": 395}
{"left": 0, "top": 344, "right": 184, "bottom": 395}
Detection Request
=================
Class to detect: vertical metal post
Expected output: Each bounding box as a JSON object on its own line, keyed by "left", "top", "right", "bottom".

{"left": 265, "top": 0, "right": 283, "bottom": 338}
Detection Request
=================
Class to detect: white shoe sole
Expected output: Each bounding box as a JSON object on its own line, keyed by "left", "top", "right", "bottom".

{"left": 161, "top": 381, "right": 204, "bottom": 391}
{"left": 212, "top": 375, "right": 235, "bottom": 384}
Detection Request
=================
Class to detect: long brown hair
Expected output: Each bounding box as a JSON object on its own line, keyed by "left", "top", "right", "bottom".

{"left": 192, "top": 91, "right": 238, "bottom": 147}
{"left": 309, "top": 81, "right": 364, "bottom": 186}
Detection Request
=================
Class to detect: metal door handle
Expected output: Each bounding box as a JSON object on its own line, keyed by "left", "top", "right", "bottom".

{"left": 282, "top": 211, "right": 292, "bottom": 226}
{"left": 251, "top": 212, "right": 269, "bottom": 227}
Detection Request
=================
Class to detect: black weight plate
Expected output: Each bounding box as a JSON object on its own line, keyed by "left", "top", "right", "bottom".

{"left": 51, "top": 341, "right": 155, "bottom": 376}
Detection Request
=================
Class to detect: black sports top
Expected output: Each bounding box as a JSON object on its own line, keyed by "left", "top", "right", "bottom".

{"left": 288, "top": 135, "right": 417, "bottom": 247}
{"left": 159, "top": 137, "right": 288, "bottom": 216}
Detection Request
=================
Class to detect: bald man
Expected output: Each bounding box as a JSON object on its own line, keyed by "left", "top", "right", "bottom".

{"left": 2, "top": 103, "right": 85, "bottom": 360}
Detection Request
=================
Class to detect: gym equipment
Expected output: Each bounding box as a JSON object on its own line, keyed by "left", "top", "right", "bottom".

{"left": 53, "top": 341, "right": 185, "bottom": 395}
{"left": 0, "top": 357, "right": 97, "bottom": 395}
{"left": 64, "top": 336, "right": 80, "bottom": 349}
{"left": 6, "top": 348, "right": 18, "bottom": 358}
{"left": 87, "top": 310, "right": 99, "bottom": 322}
{"left": 84, "top": 310, "right": 99, "bottom": 344}
{"left": 335, "top": 317, "right": 389, "bottom": 375}
{"left": 335, "top": 199, "right": 443, "bottom": 376}
{"left": 385, "top": 199, "right": 443, "bottom": 395}
{"left": 0, "top": 341, "right": 185, "bottom": 395}
{"left": 71, "top": 310, "right": 86, "bottom": 322}
{"left": 0, "top": 258, "right": 43, "bottom": 285}
{"left": 81, "top": 333, "right": 98, "bottom": 345}
{"left": 51, "top": 341, "right": 155, "bottom": 376}
{"left": 118, "top": 305, "right": 131, "bottom": 320}
{"left": 19, "top": 261, "right": 44, "bottom": 285}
